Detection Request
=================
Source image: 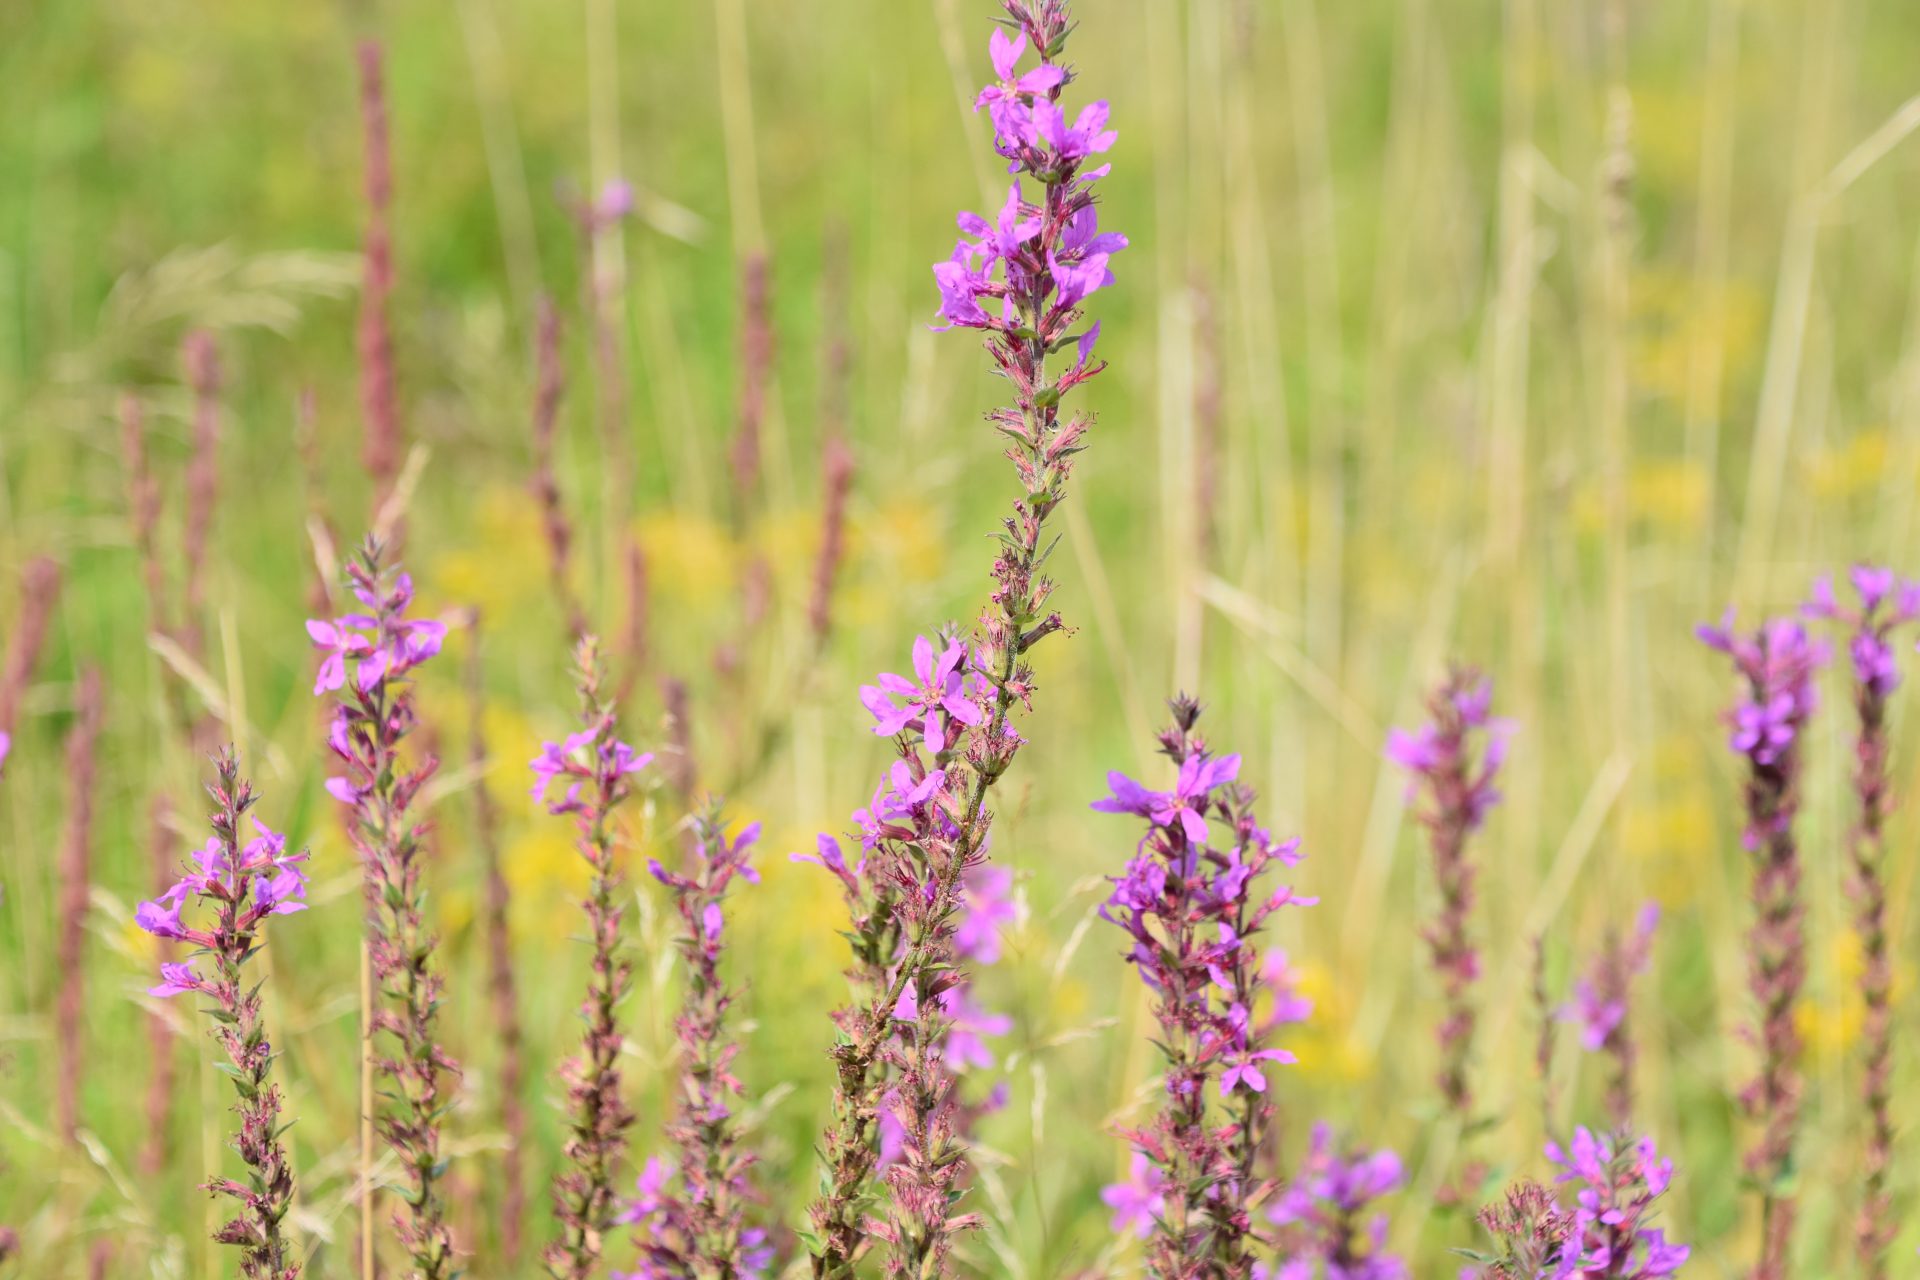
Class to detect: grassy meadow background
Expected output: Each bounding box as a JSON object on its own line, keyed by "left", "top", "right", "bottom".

{"left": 5, "top": 0, "right": 1920, "bottom": 1274}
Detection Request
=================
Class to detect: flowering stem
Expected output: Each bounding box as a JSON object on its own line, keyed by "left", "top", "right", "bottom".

{"left": 1806, "top": 568, "right": 1913, "bottom": 1279}
{"left": 314, "top": 539, "right": 457, "bottom": 1279}
{"left": 540, "top": 639, "right": 643, "bottom": 1279}
{"left": 1699, "top": 612, "right": 1823, "bottom": 1280}
{"left": 1850, "top": 678, "right": 1895, "bottom": 1279}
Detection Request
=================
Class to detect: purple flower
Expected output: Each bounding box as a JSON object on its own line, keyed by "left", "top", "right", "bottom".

{"left": 1098, "top": 702, "right": 1309, "bottom": 1273}
{"left": 1271, "top": 1125, "right": 1406, "bottom": 1280}
{"left": 1101, "top": 1153, "right": 1168, "bottom": 1238}
{"left": 1532, "top": 1129, "right": 1689, "bottom": 1277}
{"left": 861, "top": 635, "right": 984, "bottom": 753}
{"left": 954, "top": 865, "right": 1016, "bottom": 964}
{"left": 974, "top": 30, "right": 1066, "bottom": 152}
{"left": 150, "top": 960, "right": 204, "bottom": 999}
{"left": 1091, "top": 750, "right": 1239, "bottom": 844}
{"left": 1027, "top": 98, "right": 1118, "bottom": 166}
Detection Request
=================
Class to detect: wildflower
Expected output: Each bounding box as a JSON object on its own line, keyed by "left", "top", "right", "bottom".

{"left": 1560, "top": 904, "right": 1660, "bottom": 1128}
{"left": 1465, "top": 1129, "right": 1689, "bottom": 1278}
{"left": 1704, "top": 610, "right": 1820, "bottom": 1280}
{"left": 1269, "top": 1124, "right": 1407, "bottom": 1280}
{"left": 538, "top": 639, "right": 651, "bottom": 1280}
{"left": 134, "top": 751, "right": 304, "bottom": 1278}
{"left": 1098, "top": 698, "right": 1310, "bottom": 1275}
{"left": 806, "top": 3, "right": 1123, "bottom": 1273}
{"left": 1102, "top": 1153, "right": 1168, "bottom": 1239}
{"left": 1806, "top": 565, "right": 1917, "bottom": 1277}
{"left": 312, "top": 538, "right": 457, "bottom": 1279}
{"left": 624, "top": 806, "right": 767, "bottom": 1278}
{"left": 974, "top": 29, "right": 1065, "bottom": 152}
{"left": 860, "top": 635, "right": 983, "bottom": 753}
{"left": 1699, "top": 611, "right": 1824, "bottom": 1280}
{"left": 1387, "top": 668, "right": 1509, "bottom": 1120}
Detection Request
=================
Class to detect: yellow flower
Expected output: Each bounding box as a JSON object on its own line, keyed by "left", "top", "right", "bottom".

{"left": 430, "top": 487, "right": 553, "bottom": 622}
{"left": 1806, "top": 429, "right": 1888, "bottom": 503}
{"left": 635, "top": 509, "right": 739, "bottom": 604}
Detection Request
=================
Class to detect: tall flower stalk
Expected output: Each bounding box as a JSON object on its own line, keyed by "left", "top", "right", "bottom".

{"left": 622, "top": 808, "right": 770, "bottom": 1278}
{"left": 1561, "top": 904, "right": 1660, "bottom": 1130}
{"left": 1697, "top": 613, "right": 1825, "bottom": 1280}
{"left": 1093, "top": 698, "right": 1312, "bottom": 1277}
{"left": 533, "top": 638, "right": 651, "bottom": 1278}
{"left": 310, "top": 539, "right": 456, "bottom": 1278}
{"left": 1805, "top": 566, "right": 1915, "bottom": 1279}
{"left": 802, "top": 3, "right": 1124, "bottom": 1271}
{"left": 135, "top": 749, "right": 308, "bottom": 1279}
{"left": 1385, "top": 669, "right": 1509, "bottom": 1121}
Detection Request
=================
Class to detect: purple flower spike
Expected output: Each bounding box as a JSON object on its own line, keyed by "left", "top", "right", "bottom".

{"left": 1702, "top": 607, "right": 1825, "bottom": 1276}
{"left": 133, "top": 752, "right": 303, "bottom": 1277}
{"left": 310, "top": 538, "right": 456, "bottom": 1277}
{"left": 625, "top": 804, "right": 768, "bottom": 1278}
{"left": 1097, "top": 698, "right": 1310, "bottom": 1275}
{"left": 1386, "top": 666, "right": 1509, "bottom": 1120}
{"left": 1270, "top": 1124, "right": 1407, "bottom": 1279}
{"left": 1803, "top": 565, "right": 1916, "bottom": 1275}
{"left": 810, "top": 5, "right": 1120, "bottom": 1274}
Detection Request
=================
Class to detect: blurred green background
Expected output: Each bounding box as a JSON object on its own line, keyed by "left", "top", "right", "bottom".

{"left": 4, "top": 0, "right": 1920, "bottom": 1274}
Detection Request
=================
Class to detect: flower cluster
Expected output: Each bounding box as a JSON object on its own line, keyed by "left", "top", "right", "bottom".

{"left": 310, "top": 539, "right": 457, "bottom": 1279}
{"left": 1096, "top": 697, "right": 1312, "bottom": 1275}
{"left": 1696, "top": 613, "right": 1825, "bottom": 1280}
{"left": 935, "top": 13, "right": 1124, "bottom": 338}
{"left": 1805, "top": 565, "right": 1917, "bottom": 1276}
{"left": 803, "top": 3, "right": 1121, "bottom": 1268}
{"left": 1265, "top": 1125, "right": 1406, "bottom": 1280}
{"left": 535, "top": 638, "right": 652, "bottom": 1280}
{"left": 620, "top": 808, "right": 768, "bottom": 1279}
{"left": 1467, "top": 1131, "right": 1687, "bottom": 1279}
{"left": 1386, "top": 669, "right": 1510, "bottom": 1119}
{"left": 1561, "top": 904, "right": 1660, "bottom": 1128}
{"left": 135, "top": 751, "right": 304, "bottom": 1279}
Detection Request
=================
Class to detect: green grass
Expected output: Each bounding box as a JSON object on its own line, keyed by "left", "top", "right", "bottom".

{"left": 4, "top": 0, "right": 1920, "bottom": 1275}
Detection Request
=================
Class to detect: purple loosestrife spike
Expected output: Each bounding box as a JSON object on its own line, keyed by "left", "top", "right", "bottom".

{"left": 537, "top": 637, "right": 651, "bottom": 1280}
{"left": 1560, "top": 904, "right": 1660, "bottom": 1129}
{"left": 1097, "top": 698, "right": 1312, "bottom": 1278}
{"left": 1386, "top": 668, "right": 1510, "bottom": 1123}
{"left": 1698, "top": 613, "right": 1825, "bottom": 1280}
{"left": 619, "top": 807, "right": 768, "bottom": 1279}
{"left": 135, "top": 750, "right": 306, "bottom": 1279}
{"left": 55, "top": 667, "right": 103, "bottom": 1144}
{"left": 1805, "top": 567, "right": 1918, "bottom": 1279}
{"left": 1266, "top": 1124, "right": 1407, "bottom": 1280}
{"left": 311, "top": 538, "right": 457, "bottom": 1279}
{"left": 1465, "top": 1130, "right": 1688, "bottom": 1278}
{"left": 804, "top": 3, "right": 1121, "bottom": 1274}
